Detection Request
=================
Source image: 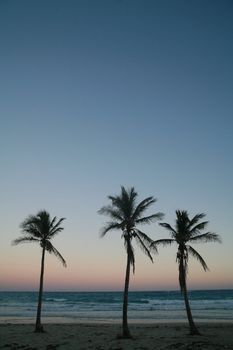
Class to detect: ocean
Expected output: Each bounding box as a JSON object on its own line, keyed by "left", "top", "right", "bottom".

{"left": 0, "top": 290, "right": 232, "bottom": 323}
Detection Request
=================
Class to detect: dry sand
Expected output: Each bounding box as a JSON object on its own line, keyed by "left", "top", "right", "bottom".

{"left": 0, "top": 322, "right": 233, "bottom": 350}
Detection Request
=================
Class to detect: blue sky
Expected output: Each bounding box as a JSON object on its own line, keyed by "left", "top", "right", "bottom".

{"left": 1, "top": 0, "right": 233, "bottom": 291}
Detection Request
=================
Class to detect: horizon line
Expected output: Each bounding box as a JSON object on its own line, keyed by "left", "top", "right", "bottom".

{"left": 1, "top": 287, "right": 232, "bottom": 293}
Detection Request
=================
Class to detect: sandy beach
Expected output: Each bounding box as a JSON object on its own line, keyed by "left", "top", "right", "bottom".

{"left": 0, "top": 322, "right": 233, "bottom": 350}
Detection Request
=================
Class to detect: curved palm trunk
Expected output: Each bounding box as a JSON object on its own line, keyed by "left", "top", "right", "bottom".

{"left": 179, "top": 259, "right": 200, "bottom": 335}
{"left": 35, "top": 247, "right": 45, "bottom": 332}
{"left": 122, "top": 245, "right": 132, "bottom": 338}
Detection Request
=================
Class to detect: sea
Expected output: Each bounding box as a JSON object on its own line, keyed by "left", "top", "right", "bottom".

{"left": 0, "top": 290, "right": 232, "bottom": 323}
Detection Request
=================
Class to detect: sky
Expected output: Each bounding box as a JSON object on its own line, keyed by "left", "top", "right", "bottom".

{"left": 0, "top": 0, "right": 233, "bottom": 291}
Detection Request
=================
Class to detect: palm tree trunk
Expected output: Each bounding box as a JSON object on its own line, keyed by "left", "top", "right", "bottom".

{"left": 122, "top": 244, "right": 132, "bottom": 338}
{"left": 35, "top": 246, "right": 45, "bottom": 332}
{"left": 180, "top": 261, "right": 200, "bottom": 335}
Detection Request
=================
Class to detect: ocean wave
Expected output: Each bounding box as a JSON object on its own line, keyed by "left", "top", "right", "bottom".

{"left": 45, "top": 298, "right": 68, "bottom": 302}
{"left": 1, "top": 290, "right": 233, "bottom": 321}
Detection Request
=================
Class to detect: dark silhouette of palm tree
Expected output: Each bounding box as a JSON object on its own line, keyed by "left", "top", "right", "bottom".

{"left": 98, "top": 186, "right": 164, "bottom": 338}
{"left": 151, "top": 210, "right": 221, "bottom": 335}
{"left": 12, "top": 210, "right": 66, "bottom": 332}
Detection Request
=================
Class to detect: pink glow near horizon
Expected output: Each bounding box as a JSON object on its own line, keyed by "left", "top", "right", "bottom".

{"left": 1, "top": 263, "right": 232, "bottom": 291}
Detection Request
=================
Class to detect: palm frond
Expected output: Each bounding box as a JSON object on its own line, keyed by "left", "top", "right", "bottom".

{"left": 178, "top": 212, "right": 191, "bottom": 235}
{"left": 135, "top": 212, "right": 164, "bottom": 225}
{"left": 108, "top": 195, "right": 121, "bottom": 208}
{"left": 159, "top": 222, "right": 177, "bottom": 237}
{"left": 132, "top": 196, "right": 156, "bottom": 220}
{"left": 100, "top": 222, "right": 122, "bottom": 237}
{"left": 189, "top": 221, "right": 209, "bottom": 235}
{"left": 122, "top": 186, "right": 137, "bottom": 218}
{"left": 150, "top": 238, "right": 175, "bottom": 254}
{"left": 97, "top": 206, "right": 123, "bottom": 222}
{"left": 128, "top": 186, "right": 137, "bottom": 206}
{"left": 136, "top": 229, "right": 153, "bottom": 245}
{"left": 189, "top": 232, "right": 221, "bottom": 243}
{"left": 36, "top": 211, "right": 50, "bottom": 234}
{"left": 48, "top": 226, "right": 64, "bottom": 238}
{"left": 151, "top": 238, "right": 175, "bottom": 247}
{"left": 176, "top": 210, "right": 189, "bottom": 219}
{"left": 188, "top": 213, "right": 206, "bottom": 228}
{"left": 47, "top": 217, "right": 65, "bottom": 238}
{"left": 187, "top": 245, "right": 209, "bottom": 271}
{"left": 20, "top": 214, "right": 39, "bottom": 228}
{"left": 49, "top": 216, "right": 57, "bottom": 229}
{"left": 107, "top": 187, "right": 137, "bottom": 219}
{"left": 134, "top": 230, "right": 153, "bottom": 262}
{"left": 44, "top": 240, "right": 67, "bottom": 267}
{"left": 12, "top": 236, "right": 40, "bottom": 245}
{"left": 20, "top": 226, "right": 43, "bottom": 239}
{"left": 20, "top": 215, "right": 43, "bottom": 239}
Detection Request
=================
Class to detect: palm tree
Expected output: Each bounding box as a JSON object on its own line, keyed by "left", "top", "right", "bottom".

{"left": 151, "top": 210, "right": 221, "bottom": 335}
{"left": 98, "top": 186, "right": 164, "bottom": 338}
{"left": 12, "top": 210, "right": 67, "bottom": 332}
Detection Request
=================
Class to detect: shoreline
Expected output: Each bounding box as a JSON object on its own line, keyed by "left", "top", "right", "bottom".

{"left": 1, "top": 316, "right": 233, "bottom": 324}
{"left": 1, "top": 322, "right": 233, "bottom": 350}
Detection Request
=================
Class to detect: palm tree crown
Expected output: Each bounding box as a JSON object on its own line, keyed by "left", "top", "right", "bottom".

{"left": 152, "top": 210, "right": 220, "bottom": 287}
{"left": 98, "top": 186, "right": 164, "bottom": 271}
{"left": 13, "top": 210, "right": 66, "bottom": 266}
